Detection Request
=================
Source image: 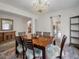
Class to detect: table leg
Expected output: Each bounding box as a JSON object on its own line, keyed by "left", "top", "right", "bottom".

{"left": 42, "top": 48, "right": 46, "bottom": 59}
{"left": 22, "top": 41, "right": 25, "bottom": 59}
{"left": 23, "top": 47, "right": 24, "bottom": 59}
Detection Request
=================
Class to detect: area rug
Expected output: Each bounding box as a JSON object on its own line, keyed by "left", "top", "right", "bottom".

{"left": 0, "top": 40, "right": 15, "bottom": 52}
{"left": 0, "top": 47, "right": 15, "bottom": 59}
{"left": 64, "top": 46, "right": 79, "bottom": 59}
{"left": 0, "top": 47, "right": 41, "bottom": 59}
{"left": 0, "top": 44, "right": 79, "bottom": 59}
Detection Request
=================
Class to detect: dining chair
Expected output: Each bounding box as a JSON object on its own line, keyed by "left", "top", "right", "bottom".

{"left": 16, "top": 36, "right": 24, "bottom": 58}
{"left": 43, "top": 32, "right": 50, "bottom": 37}
{"left": 36, "top": 31, "right": 42, "bottom": 37}
{"left": 23, "top": 39, "right": 42, "bottom": 59}
{"left": 56, "top": 35, "right": 67, "bottom": 59}
{"left": 23, "top": 39, "right": 35, "bottom": 59}
{"left": 18, "top": 32, "right": 26, "bottom": 36}
{"left": 46, "top": 35, "right": 67, "bottom": 59}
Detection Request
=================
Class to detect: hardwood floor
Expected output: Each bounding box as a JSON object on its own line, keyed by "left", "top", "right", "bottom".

{"left": 0, "top": 44, "right": 79, "bottom": 59}
{"left": 0, "top": 40, "right": 15, "bottom": 52}
{"left": 0, "top": 39, "right": 14, "bottom": 45}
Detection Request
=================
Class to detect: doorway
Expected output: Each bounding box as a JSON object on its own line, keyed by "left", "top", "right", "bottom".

{"left": 27, "top": 20, "right": 32, "bottom": 33}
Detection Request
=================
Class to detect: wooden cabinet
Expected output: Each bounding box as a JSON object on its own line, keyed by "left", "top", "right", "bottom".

{"left": 0, "top": 31, "right": 15, "bottom": 42}
{"left": 0, "top": 32, "right": 4, "bottom": 42}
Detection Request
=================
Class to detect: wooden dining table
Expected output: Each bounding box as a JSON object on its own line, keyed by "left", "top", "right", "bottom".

{"left": 23, "top": 36, "right": 54, "bottom": 59}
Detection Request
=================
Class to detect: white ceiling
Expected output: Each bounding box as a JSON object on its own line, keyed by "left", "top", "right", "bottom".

{"left": 0, "top": 0, "right": 79, "bottom": 14}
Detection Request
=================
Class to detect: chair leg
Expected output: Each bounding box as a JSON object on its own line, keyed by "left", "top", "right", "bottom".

{"left": 53, "top": 40, "right": 56, "bottom": 45}
{"left": 56, "top": 56, "right": 62, "bottom": 59}
{"left": 33, "top": 57, "right": 35, "bottom": 59}
{"left": 16, "top": 54, "right": 19, "bottom": 58}
{"left": 25, "top": 55, "right": 27, "bottom": 59}
{"left": 16, "top": 51, "right": 19, "bottom": 58}
{"left": 33, "top": 49, "right": 35, "bottom": 59}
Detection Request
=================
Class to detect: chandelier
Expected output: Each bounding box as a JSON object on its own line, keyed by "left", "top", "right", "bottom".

{"left": 33, "top": 0, "right": 49, "bottom": 14}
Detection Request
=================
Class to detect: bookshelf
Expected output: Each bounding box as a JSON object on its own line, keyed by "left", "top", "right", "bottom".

{"left": 70, "top": 16, "right": 79, "bottom": 49}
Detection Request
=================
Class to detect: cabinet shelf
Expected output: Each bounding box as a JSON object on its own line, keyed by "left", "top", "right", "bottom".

{"left": 71, "top": 30, "right": 79, "bottom": 32}
{"left": 71, "top": 23, "right": 79, "bottom": 25}
{"left": 70, "top": 43, "right": 79, "bottom": 49}
{"left": 71, "top": 36, "right": 79, "bottom": 39}
{"left": 70, "top": 16, "right": 79, "bottom": 47}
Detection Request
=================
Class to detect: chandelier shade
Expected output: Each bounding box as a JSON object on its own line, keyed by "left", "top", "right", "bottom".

{"left": 33, "top": 0, "right": 49, "bottom": 14}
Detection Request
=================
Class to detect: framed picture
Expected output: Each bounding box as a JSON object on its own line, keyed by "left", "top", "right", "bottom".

{"left": 0, "top": 18, "right": 13, "bottom": 31}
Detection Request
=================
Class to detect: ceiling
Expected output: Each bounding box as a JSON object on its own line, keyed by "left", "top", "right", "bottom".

{"left": 0, "top": 0, "right": 79, "bottom": 14}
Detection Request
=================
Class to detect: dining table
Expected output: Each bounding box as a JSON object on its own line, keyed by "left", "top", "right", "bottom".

{"left": 23, "top": 36, "right": 54, "bottom": 59}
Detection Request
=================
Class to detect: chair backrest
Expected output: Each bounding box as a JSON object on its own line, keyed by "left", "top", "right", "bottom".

{"left": 60, "top": 35, "right": 67, "bottom": 50}
{"left": 16, "top": 36, "right": 23, "bottom": 45}
{"left": 15, "top": 36, "right": 24, "bottom": 59}
{"left": 23, "top": 38, "right": 35, "bottom": 59}
{"left": 23, "top": 39, "right": 34, "bottom": 49}
{"left": 36, "top": 31, "right": 42, "bottom": 37}
{"left": 43, "top": 32, "right": 50, "bottom": 37}
{"left": 18, "top": 32, "right": 26, "bottom": 36}
{"left": 60, "top": 35, "right": 67, "bottom": 58}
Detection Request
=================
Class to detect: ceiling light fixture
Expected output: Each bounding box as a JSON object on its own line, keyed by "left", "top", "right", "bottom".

{"left": 33, "top": 0, "right": 49, "bottom": 14}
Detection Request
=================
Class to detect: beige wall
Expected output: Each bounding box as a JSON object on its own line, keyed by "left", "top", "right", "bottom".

{"left": 36, "top": 6, "right": 79, "bottom": 44}
{"left": 0, "top": 2, "right": 38, "bottom": 35}
{"left": 0, "top": 11, "right": 31, "bottom": 36}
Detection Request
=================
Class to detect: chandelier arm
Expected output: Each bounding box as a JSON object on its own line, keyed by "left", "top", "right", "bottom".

{"left": 33, "top": 0, "right": 49, "bottom": 14}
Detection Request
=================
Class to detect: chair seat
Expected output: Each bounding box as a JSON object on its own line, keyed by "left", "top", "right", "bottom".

{"left": 26, "top": 49, "right": 33, "bottom": 59}
{"left": 46, "top": 35, "right": 67, "bottom": 59}
{"left": 26, "top": 48, "right": 42, "bottom": 59}
{"left": 17, "top": 44, "right": 23, "bottom": 53}
{"left": 35, "top": 48, "right": 42, "bottom": 57}
{"left": 46, "top": 44, "right": 60, "bottom": 59}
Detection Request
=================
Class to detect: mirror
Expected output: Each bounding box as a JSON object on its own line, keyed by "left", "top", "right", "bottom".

{"left": 0, "top": 18, "right": 13, "bottom": 31}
